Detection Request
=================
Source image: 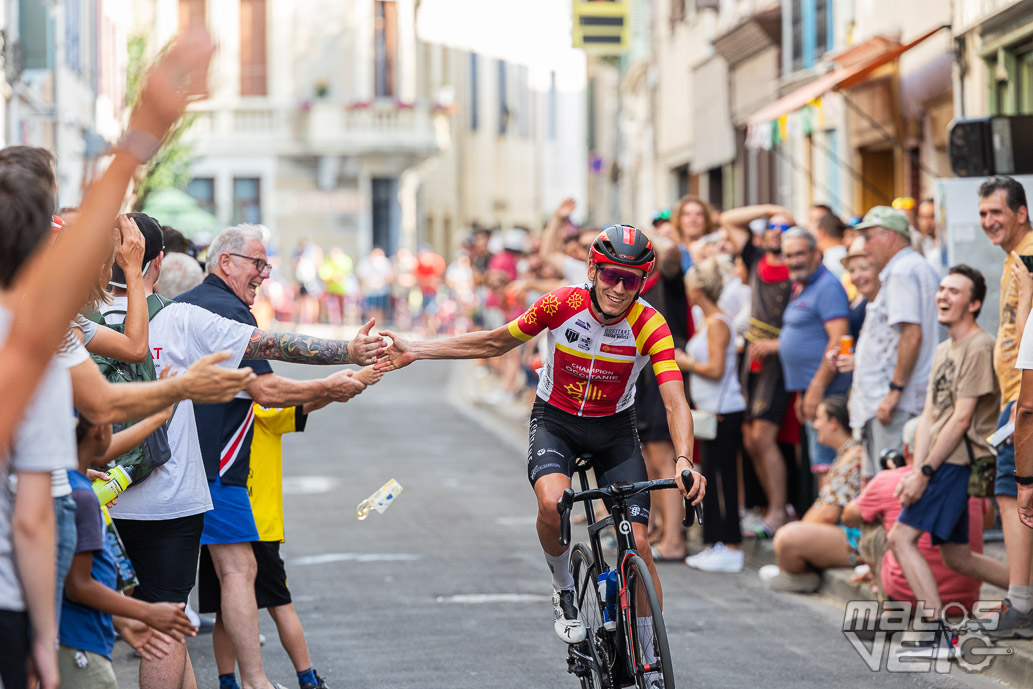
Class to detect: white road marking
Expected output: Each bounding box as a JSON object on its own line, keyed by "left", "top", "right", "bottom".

{"left": 290, "top": 553, "right": 422, "bottom": 566}
{"left": 436, "top": 593, "right": 551, "bottom": 604}
{"left": 282, "top": 476, "right": 341, "bottom": 495}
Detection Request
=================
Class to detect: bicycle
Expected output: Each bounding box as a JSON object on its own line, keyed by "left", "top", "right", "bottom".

{"left": 557, "top": 455, "right": 703, "bottom": 689}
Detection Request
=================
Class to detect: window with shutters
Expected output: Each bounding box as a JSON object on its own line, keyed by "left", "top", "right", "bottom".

{"left": 240, "top": 0, "right": 268, "bottom": 96}
{"left": 374, "top": 0, "right": 398, "bottom": 98}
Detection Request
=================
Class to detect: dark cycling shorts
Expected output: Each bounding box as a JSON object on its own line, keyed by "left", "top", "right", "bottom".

{"left": 527, "top": 397, "right": 650, "bottom": 525}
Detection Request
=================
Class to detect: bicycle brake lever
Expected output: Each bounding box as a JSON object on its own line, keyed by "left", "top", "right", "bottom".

{"left": 558, "top": 488, "right": 574, "bottom": 546}
{"left": 680, "top": 470, "right": 703, "bottom": 527}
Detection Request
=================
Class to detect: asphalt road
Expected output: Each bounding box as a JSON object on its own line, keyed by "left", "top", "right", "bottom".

{"left": 114, "top": 360, "right": 1007, "bottom": 689}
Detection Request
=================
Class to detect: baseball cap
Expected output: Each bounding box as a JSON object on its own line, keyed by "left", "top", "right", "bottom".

{"left": 853, "top": 206, "right": 910, "bottom": 239}
{"left": 110, "top": 212, "right": 165, "bottom": 288}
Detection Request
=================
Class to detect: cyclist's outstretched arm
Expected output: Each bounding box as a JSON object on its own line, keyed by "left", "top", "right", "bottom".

{"left": 377, "top": 326, "right": 524, "bottom": 371}
{"left": 658, "top": 378, "right": 705, "bottom": 502}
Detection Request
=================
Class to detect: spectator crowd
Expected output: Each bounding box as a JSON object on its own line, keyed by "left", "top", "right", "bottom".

{"left": 4, "top": 23, "right": 1033, "bottom": 689}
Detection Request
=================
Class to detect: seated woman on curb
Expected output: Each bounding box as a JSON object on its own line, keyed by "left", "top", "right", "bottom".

{"left": 759, "top": 395, "right": 863, "bottom": 592}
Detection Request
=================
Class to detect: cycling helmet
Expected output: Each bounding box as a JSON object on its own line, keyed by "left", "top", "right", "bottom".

{"left": 589, "top": 224, "right": 655, "bottom": 275}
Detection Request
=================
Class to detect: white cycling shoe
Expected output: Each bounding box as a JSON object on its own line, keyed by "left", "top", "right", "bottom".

{"left": 553, "top": 589, "right": 587, "bottom": 644}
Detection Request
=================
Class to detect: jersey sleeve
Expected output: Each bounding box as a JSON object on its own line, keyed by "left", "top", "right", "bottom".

{"left": 252, "top": 404, "right": 298, "bottom": 436}
{"left": 629, "top": 304, "right": 680, "bottom": 385}
{"left": 506, "top": 287, "right": 575, "bottom": 342}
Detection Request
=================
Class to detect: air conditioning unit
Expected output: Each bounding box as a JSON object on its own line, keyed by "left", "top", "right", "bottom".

{"left": 948, "top": 115, "right": 1033, "bottom": 177}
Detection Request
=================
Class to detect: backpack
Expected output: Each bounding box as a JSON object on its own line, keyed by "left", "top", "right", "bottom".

{"left": 89, "top": 294, "right": 177, "bottom": 484}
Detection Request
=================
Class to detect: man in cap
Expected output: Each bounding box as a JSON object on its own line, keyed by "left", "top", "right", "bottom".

{"left": 854, "top": 206, "right": 941, "bottom": 476}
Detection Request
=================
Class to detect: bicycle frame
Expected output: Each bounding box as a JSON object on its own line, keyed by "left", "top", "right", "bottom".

{"left": 559, "top": 464, "right": 701, "bottom": 687}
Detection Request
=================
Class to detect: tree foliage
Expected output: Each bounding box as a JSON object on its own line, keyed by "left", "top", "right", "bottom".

{"left": 126, "top": 35, "right": 197, "bottom": 210}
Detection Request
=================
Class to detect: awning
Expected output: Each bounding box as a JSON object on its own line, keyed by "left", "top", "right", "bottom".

{"left": 746, "top": 25, "right": 948, "bottom": 148}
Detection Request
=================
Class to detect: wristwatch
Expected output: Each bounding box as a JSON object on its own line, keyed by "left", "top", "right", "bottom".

{"left": 889, "top": 381, "right": 905, "bottom": 393}
{"left": 1013, "top": 471, "right": 1033, "bottom": 486}
{"left": 920, "top": 464, "right": 936, "bottom": 478}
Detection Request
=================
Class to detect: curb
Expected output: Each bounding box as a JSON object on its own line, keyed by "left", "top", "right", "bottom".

{"left": 744, "top": 532, "right": 1033, "bottom": 685}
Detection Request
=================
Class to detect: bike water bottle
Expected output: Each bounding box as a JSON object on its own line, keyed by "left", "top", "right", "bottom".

{"left": 597, "top": 570, "right": 610, "bottom": 621}
{"left": 604, "top": 569, "right": 618, "bottom": 631}
{"left": 92, "top": 465, "right": 135, "bottom": 506}
{"left": 356, "top": 478, "right": 404, "bottom": 520}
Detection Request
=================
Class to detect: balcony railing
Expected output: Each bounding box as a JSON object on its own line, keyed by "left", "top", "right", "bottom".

{"left": 185, "top": 99, "right": 444, "bottom": 158}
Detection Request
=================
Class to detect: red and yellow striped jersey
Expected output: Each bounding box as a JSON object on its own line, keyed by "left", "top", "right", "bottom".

{"left": 507, "top": 285, "right": 680, "bottom": 416}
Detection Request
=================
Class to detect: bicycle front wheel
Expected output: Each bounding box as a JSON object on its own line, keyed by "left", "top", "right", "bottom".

{"left": 623, "top": 555, "right": 673, "bottom": 689}
{"left": 570, "top": 543, "right": 612, "bottom": 689}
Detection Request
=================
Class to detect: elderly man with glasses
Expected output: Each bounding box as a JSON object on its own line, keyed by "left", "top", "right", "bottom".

{"left": 175, "top": 224, "right": 383, "bottom": 689}
{"left": 852, "top": 206, "right": 942, "bottom": 478}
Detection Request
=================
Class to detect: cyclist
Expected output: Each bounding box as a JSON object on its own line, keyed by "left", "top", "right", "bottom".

{"left": 377, "top": 224, "right": 705, "bottom": 646}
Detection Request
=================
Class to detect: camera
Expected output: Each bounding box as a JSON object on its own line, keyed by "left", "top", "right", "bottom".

{"left": 879, "top": 448, "right": 904, "bottom": 472}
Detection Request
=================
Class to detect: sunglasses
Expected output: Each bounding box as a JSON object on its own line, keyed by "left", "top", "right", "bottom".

{"left": 767, "top": 223, "right": 791, "bottom": 233}
{"left": 597, "top": 266, "right": 644, "bottom": 291}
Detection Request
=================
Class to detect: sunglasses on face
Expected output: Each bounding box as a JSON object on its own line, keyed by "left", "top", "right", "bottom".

{"left": 597, "top": 266, "right": 644, "bottom": 291}
{"left": 768, "top": 223, "right": 791, "bottom": 233}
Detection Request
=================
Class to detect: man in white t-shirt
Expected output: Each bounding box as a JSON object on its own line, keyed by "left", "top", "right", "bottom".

{"left": 102, "top": 223, "right": 383, "bottom": 689}
{"left": 855, "top": 206, "right": 941, "bottom": 475}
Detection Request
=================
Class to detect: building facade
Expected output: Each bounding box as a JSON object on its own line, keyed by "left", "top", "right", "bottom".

{"left": 2, "top": 0, "right": 129, "bottom": 206}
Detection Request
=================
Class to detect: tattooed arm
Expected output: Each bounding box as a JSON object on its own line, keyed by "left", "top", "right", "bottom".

{"left": 247, "top": 368, "right": 365, "bottom": 407}
{"left": 243, "top": 318, "right": 384, "bottom": 365}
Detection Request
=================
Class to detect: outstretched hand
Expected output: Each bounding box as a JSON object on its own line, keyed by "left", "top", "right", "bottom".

{"left": 347, "top": 319, "right": 386, "bottom": 366}
{"left": 183, "top": 350, "right": 256, "bottom": 403}
{"left": 375, "top": 330, "right": 417, "bottom": 372}
{"left": 129, "top": 24, "right": 215, "bottom": 142}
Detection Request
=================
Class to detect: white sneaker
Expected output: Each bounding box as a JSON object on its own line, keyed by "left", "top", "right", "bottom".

{"left": 684, "top": 546, "right": 714, "bottom": 568}
{"left": 686, "top": 542, "right": 744, "bottom": 573}
{"left": 553, "top": 589, "right": 587, "bottom": 644}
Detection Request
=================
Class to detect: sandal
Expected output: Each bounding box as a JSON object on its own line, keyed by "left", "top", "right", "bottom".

{"left": 743, "top": 520, "right": 775, "bottom": 540}
{"left": 651, "top": 546, "right": 688, "bottom": 563}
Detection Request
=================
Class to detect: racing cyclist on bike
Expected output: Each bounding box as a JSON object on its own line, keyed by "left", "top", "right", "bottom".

{"left": 376, "top": 224, "right": 705, "bottom": 647}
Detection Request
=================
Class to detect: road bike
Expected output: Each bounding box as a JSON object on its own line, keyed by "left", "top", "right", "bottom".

{"left": 557, "top": 456, "right": 703, "bottom": 689}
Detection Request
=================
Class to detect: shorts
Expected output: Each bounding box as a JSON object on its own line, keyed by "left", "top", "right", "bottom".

{"left": 634, "top": 367, "right": 673, "bottom": 444}
{"left": 57, "top": 646, "right": 116, "bottom": 689}
{"left": 527, "top": 398, "right": 650, "bottom": 525}
{"left": 743, "top": 358, "right": 792, "bottom": 425}
{"left": 197, "top": 541, "right": 292, "bottom": 614}
{"left": 112, "top": 514, "right": 204, "bottom": 604}
{"left": 364, "top": 293, "right": 389, "bottom": 314}
{"left": 201, "top": 477, "right": 260, "bottom": 545}
{"left": 897, "top": 464, "right": 971, "bottom": 546}
{"left": 994, "top": 401, "right": 1018, "bottom": 498}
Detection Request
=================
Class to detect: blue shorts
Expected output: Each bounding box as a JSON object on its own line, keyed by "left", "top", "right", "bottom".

{"left": 994, "top": 401, "right": 1017, "bottom": 498}
{"left": 898, "top": 464, "right": 970, "bottom": 545}
{"left": 201, "top": 478, "right": 259, "bottom": 545}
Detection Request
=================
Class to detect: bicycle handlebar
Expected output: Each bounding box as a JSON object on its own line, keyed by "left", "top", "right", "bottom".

{"left": 557, "top": 470, "right": 703, "bottom": 546}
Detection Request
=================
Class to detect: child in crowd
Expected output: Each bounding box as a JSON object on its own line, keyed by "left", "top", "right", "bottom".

{"left": 58, "top": 412, "right": 197, "bottom": 689}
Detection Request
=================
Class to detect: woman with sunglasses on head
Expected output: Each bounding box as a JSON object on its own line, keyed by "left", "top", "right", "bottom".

{"left": 378, "top": 225, "right": 706, "bottom": 657}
